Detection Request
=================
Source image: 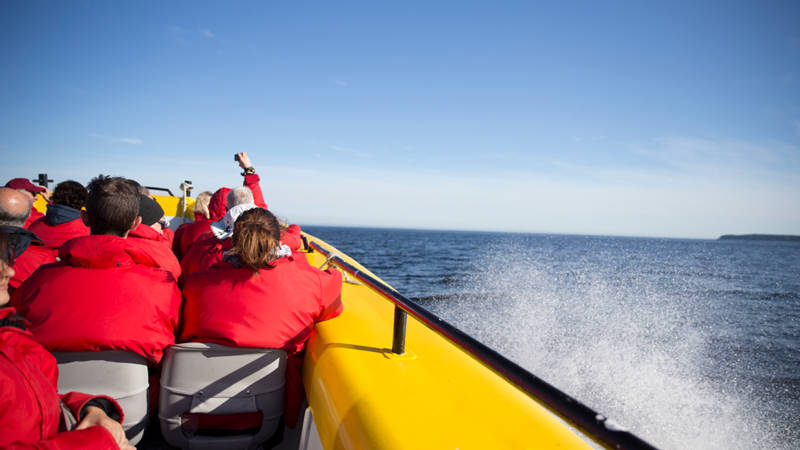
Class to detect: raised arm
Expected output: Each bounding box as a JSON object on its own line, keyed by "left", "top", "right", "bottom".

{"left": 236, "top": 152, "right": 267, "bottom": 209}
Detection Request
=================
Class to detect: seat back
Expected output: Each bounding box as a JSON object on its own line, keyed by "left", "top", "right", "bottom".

{"left": 159, "top": 342, "right": 287, "bottom": 450}
{"left": 54, "top": 351, "right": 150, "bottom": 445}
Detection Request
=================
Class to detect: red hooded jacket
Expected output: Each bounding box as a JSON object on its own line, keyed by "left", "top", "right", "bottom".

{"left": 27, "top": 207, "right": 90, "bottom": 250}
{"left": 0, "top": 307, "right": 124, "bottom": 449}
{"left": 178, "top": 232, "right": 231, "bottom": 282}
{"left": 179, "top": 224, "right": 304, "bottom": 282}
{"left": 161, "top": 227, "right": 174, "bottom": 247}
{"left": 127, "top": 224, "right": 181, "bottom": 280}
{"left": 23, "top": 207, "right": 44, "bottom": 229}
{"left": 173, "top": 174, "right": 268, "bottom": 262}
{"left": 172, "top": 218, "right": 212, "bottom": 261}
{"left": 11, "top": 235, "right": 181, "bottom": 364}
{"left": 10, "top": 244, "right": 57, "bottom": 292}
{"left": 180, "top": 254, "right": 342, "bottom": 426}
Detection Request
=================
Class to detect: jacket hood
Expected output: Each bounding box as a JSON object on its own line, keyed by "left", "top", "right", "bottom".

{"left": 59, "top": 235, "right": 161, "bottom": 269}
{"left": 129, "top": 223, "right": 162, "bottom": 242}
{"left": 208, "top": 187, "right": 231, "bottom": 222}
{"left": 44, "top": 204, "right": 82, "bottom": 226}
{"left": 0, "top": 225, "right": 42, "bottom": 258}
{"left": 0, "top": 307, "right": 30, "bottom": 330}
{"left": 210, "top": 204, "right": 258, "bottom": 240}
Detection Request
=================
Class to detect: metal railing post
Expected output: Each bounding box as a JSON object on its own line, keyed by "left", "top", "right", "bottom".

{"left": 392, "top": 306, "right": 407, "bottom": 355}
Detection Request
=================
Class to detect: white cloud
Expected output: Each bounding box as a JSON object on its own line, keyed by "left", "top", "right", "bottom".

{"left": 333, "top": 79, "right": 348, "bottom": 87}
{"left": 200, "top": 28, "right": 215, "bottom": 38}
{"left": 88, "top": 133, "right": 142, "bottom": 145}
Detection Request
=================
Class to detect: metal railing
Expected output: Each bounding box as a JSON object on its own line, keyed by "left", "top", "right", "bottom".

{"left": 309, "top": 240, "right": 657, "bottom": 450}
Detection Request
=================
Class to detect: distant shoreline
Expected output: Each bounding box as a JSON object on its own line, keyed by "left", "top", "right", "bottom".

{"left": 718, "top": 234, "right": 800, "bottom": 242}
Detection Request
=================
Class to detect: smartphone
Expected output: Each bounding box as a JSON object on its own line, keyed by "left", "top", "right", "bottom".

{"left": 234, "top": 154, "right": 240, "bottom": 162}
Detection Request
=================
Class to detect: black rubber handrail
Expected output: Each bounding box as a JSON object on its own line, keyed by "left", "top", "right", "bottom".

{"left": 309, "top": 240, "right": 657, "bottom": 450}
{"left": 145, "top": 186, "right": 174, "bottom": 196}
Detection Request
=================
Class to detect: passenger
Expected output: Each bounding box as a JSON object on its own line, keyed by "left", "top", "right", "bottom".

{"left": 172, "top": 152, "right": 267, "bottom": 261}
{"left": 127, "top": 181, "right": 175, "bottom": 247}
{"left": 0, "top": 188, "right": 57, "bottom": 292}
{"left": 4, "top": 178, "right": 48, "bottom": 228}
{"left": 281, "top": 223, "right": 304, "bottom": 252}
{"left": 172, "top": 191, "right": 212, "bottom": 260}
{"left": 127, "top": 195, "right": 181, "bottom": 280}
{"left": 193, "top": 190, "right": 213, "bottom": 221}
{"left": 10, "top": 175, "right": 181, "bottom": 365}
{"left": 180, "top": 208, "right": 343, "bottom": 427}
{"left": 0, "top": 229, "right": 133, "bottom": 450}
{"left": 28, "top": 180, "right": 90, "bottom": 250}
{"left": 178, "top": 186, "right": 258, "bottom": 280}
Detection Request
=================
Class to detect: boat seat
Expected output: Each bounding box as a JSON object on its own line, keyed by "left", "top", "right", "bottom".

{"left": 158, "top": 342, "right": 287, "bottom": 450}
{"left": 53, "top": 350, "right": 150, "bottom": 446}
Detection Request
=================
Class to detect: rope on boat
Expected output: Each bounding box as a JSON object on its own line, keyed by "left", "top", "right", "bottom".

{"left": 320, "top": 252, "right": 362, "bottom": 285}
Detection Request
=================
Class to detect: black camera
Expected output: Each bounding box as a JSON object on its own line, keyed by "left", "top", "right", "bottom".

{"left": 234, "top": 154, "right": 240, "bottom": 162}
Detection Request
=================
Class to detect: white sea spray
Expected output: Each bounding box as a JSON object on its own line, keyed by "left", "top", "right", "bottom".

{"left": 427, "top": 236, "right": 784, "bottom": 450}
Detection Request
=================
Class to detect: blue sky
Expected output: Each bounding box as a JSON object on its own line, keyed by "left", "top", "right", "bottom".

{"left": 1, "top": 1, "right": 798, "bottom": 238}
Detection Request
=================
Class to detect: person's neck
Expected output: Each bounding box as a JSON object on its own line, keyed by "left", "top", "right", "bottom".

{"left": 89, "top": 231, "right": 129, "bottom": 238}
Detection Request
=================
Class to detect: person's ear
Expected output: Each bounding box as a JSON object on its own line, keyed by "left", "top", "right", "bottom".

{"left": 80, "top": 209, "right": 90, "bottom": 227}
{"left": 130, "top": 216, "right": 142, "bottom": 232}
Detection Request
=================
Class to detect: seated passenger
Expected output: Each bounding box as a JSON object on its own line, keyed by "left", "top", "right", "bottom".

{"left": 180, "top": 208, "right": 342, "bottom": 426}
{"left": 180, "top": 188, "right": 304, "bottom": 280}
{"left": 127, "top": 195, "right": 181, "bottom": 280}
{"left": 11, "top": 175, "right": 181, "bottom": 365}
{"left": 179, "top": 186, "right": 259, "bottom": 280}
{"left": 0, "top": 188, "right": 57, "bottom": 293}
{"left": 173, "top": 152, "right": 267, "bottom": 261}
{"left": 0, "top": 229, "right": 133, "bottom": 450}
{"left": 4, "top": 178, "right": 47, "bottom": 229}
{"left": 28, "top": 180, "right": 90, "bottom": 249}
{"left": 171, "top": 190, "right": 211, "bottom": 260}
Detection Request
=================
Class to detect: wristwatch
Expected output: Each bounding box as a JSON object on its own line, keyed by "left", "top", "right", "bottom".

{"left": 242, "top": 166, "right": 256, "bottom": 176}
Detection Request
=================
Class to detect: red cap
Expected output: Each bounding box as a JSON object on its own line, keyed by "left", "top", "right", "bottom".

{"left": 5, "top": 178, "right": 45, "bottom": 194}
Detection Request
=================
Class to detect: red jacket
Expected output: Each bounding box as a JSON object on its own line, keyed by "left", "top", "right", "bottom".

{"left": 11, "top": 235, "right": 181, "bottom": 364}
{"left": 179, "top": 233, "right": 231, "bottom": 282}
{"left": 180, "top": 254, "right": 342, "bottom": 427}
{"left": 10, "top": 240, "right": 57, "bottom": 292}
{"left": 281, "top": 224, "right": 303, "bottom": 251}
{"left": 179, "top": 225, "right": 304, "bottom": 281}
{"left": 23, "top": 207, "right": 44, "bottom": 229}
{"left": 0, "top": 307, "right": 124, "bottom": 449}
{"left": 161, "top": 227, "right": 175, "bottom": 247}
{"left": 172, "top": 219, "right": 212, "bottom": 261}
{"left": 244, "top": 174, "right": 267, "bottom": 210}
{"left": 181, "top": 255, "right": 342, "bottom": 351}
{"left": 128, "top": 224, "right": 181, "bottom": 280}
{"left": 174, "top": 173, "right": 267, "bottom": 262}
{"left": 28, "top": 217, "right": 90, "bottom": 250}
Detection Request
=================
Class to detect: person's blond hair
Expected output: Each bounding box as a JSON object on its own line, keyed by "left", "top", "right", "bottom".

{"left": 193, "top": 191, "right": 213, "bottom": 220}
{"left": 229, "top": 208, "right": 281, "bottom": 273}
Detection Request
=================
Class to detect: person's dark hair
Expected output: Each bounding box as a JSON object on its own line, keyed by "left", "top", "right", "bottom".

{"left": 50, "top": 180, "right": 88, "bottom": 210}
{"left": 229, "top": 208, "right": 281, "bottom": 273}
{"left": 85, "top": 175, "right": 139, "bottom": 236}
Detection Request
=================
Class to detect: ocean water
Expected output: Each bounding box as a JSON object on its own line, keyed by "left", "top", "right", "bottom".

{"left": 302, "top": 226, "right": 800, "bottom": 450}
